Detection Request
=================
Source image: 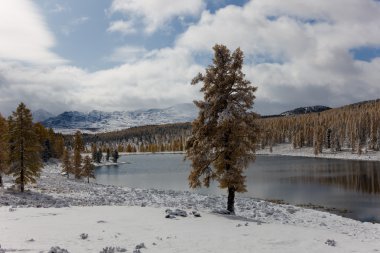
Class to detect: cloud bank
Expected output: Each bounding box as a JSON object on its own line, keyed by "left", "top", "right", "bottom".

{"left": 0, "top": 0, "right": 380, "bottom": 116}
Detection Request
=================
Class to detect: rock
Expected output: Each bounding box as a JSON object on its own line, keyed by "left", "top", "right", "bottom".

{"left": 172, "top": 209, "right": 187, "bottom": 217}
{"left": 192, "top": 211, "right": 201, "bottom": 217}
{"left": 325, "top": 239, "right": 336, "bottom": 247}
{"left": 80, "top": 233, "right": 88, "bottom": 240}
{"left": 165, "top": 214, "right": 176, "bottom": 219}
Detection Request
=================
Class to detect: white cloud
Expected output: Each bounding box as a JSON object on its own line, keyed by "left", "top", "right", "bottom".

{"left": 107, "top": 20, "right": 136, "bottom": 35}
{"left": 0, "top": 0, "right": 65, "bottom": 65}
{"left": 175, "top": 0, "right": 380, "bottom": 112}
{"left": 107, "top": 46, "right": 148, "bottom": 63}
{"left": 0, "top": 47, "right": 203, "bottom": 115}
{"left": 1, "top": 0, "right": 380, "bottom": 116}
{"left": 108, "top": 0, "right": 205, "bottom": 34}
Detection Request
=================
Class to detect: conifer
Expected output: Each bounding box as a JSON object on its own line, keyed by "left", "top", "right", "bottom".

{"left": 82, "top": 155, "right": 95, "bottom": 183}
{"left": 73, "top": 131, "right": 84, "bottom": 179}
{"left": 112, "top": 149, "right": 119, "bottom": 163}
{"left": 0, "top": 114, "right": 9, "bottom": 187}
{"left": 186, "top": 44, "right": 259, "bottom": 214}
{"left": 61, "top": 148, "right": 72, "bottom": 178}
{"left": 8, "top": 103, "right": 42, "bottom": 192}
{"left": 106, "top": 148, "right": 110, "bottom": 161}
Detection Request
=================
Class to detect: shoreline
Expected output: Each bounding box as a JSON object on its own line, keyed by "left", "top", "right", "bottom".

{"left": 256, "top": 144, "right": 380, "bottom": 161}
{"left": 96, "top": 147, "right": 380, "bottom": 162}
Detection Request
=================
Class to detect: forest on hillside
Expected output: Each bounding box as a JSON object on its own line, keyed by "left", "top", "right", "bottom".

{"left": 73, "top": 99, "right": 380, "bottom": 155}
{"left": 71, "top": 123, "right": 192, "bottom": 153}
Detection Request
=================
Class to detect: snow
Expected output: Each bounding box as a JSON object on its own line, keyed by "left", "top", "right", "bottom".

{"left": 42, "top": 103, "right": 197, "bottom": 134}
{"left": 257, "top": 143, "right": 380, "bottom": 161}
{"left": 0, "top": 161, "right": 379, "bottom": 252}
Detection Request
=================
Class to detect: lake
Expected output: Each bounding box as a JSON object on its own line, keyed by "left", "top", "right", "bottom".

{"left": 95, "top": 154, "right": 380, "bottom": 222}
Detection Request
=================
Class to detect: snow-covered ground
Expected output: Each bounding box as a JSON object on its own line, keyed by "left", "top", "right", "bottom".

{"left": 0, "top": 161, "right": 379, "bottom": 252}
{"left": 257, "top": 143, "right": 380, "bottom": 161}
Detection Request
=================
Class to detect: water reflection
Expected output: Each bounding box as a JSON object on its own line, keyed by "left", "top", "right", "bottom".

{"left": 95, "top": 154, "right": 380, "bottom": 222}
{"left": 286, "top": 160, "right": 380, "bottom": 195}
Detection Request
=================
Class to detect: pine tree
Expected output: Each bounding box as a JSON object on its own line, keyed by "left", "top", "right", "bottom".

{"left": 54, "top": 135, "right": 65, "bottom": 159}
{"left": 186, "top": 44, "right": 259, "bottom": 214}
{"left": 0, "top": 114, "right": 9, "bottom": 187}
{"left": 96, "top": 148, "right": 103, "bottom": 163}
{"left": 8, "top": 103, "right": 42, "bottom": 192}
{"left": 61, "top": 148, "right": 72, "bottom": 179}
{"left": 91, "top": 143, "right": 97, "bottom": 162}
{"left": 73, "top": 131, "right": 84, "bottom": 179}
{"left": 82, "top": 155, "right": 95, "bottom": 183}
{"left": 106, "top": 148, "right": 110, "bottom": 161}
{"left": 112, "top": 149, "right": 119, "bottom": 163}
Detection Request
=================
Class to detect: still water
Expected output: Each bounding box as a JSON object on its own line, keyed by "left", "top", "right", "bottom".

{"left": 95, "top": 154, "right": 380, "bottom": 222}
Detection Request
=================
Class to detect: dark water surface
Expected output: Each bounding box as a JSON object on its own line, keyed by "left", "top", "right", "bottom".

{"left": 95, "top": 154, "right": 380, "bottom": 222}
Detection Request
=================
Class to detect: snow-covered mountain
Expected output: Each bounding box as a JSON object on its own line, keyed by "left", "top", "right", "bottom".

{"left": 280, "top": 105, "right": 331, "bottom": 116}
{"left": 32, "top": 109, "right": 55, "bottom": 123}
{"left": 42, "top": 103, "right": 197, "bottom": 133}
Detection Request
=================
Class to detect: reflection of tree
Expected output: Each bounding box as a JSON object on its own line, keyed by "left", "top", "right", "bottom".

{"left": 287, "top": 161, "right": 380, "bottom": 195}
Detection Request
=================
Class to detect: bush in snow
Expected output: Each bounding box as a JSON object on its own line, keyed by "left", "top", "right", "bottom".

{"left": 135, "top": 243, "right": 146, "bottom": 250}
{"left": 100, "top": 246, "right": 127, "bottom": 253}
{"left": 80, "top": 233, "right": 88, "bottom": 240}
{"left": 48, "top": 246, "right": 70, "bottom": 253}
{"left": 325, "top": 239, "right": 336, "bottom": 247}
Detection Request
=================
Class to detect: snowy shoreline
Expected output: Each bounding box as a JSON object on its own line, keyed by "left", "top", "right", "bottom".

{"left": 0, "top": 161, "right": 379, "bottom": 252}
{"left": 256, "top": 143, "right": 380, "bottom": 161}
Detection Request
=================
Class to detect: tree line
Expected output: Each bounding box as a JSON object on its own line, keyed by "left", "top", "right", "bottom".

{"left": 69, "top": 123, "right": 191, "bottom": 153}
{"left": 258, "top": 99, "right": 380, "bottom": 155}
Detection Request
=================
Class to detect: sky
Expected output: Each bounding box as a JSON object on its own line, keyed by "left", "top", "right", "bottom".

{"left": 0, "top": 0, "right": 380, "bottom": 116}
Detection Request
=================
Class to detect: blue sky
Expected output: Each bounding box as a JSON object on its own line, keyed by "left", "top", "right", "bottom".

{"left": 0, "top": 0, "right": 379, "bottom": 115}
{"left": 38, "top": 0, "right": 251, "bottom": 71}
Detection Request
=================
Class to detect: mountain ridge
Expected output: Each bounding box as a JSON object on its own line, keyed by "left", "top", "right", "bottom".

{"left": 41, "top": 103, "right": 197, "bottom": 133}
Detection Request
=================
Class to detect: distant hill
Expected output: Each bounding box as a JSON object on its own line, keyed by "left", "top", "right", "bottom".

{"left": 32, "top": 109, "right": 55, "bottom": 123}
{"left": 42, "top": 103, "right": 197, "bottom": 134}
{"left": 280, "top": 105, "right": 331, "bottom": 116}
{"left": 260, "top": 105, "right": 331, "bottom": 118}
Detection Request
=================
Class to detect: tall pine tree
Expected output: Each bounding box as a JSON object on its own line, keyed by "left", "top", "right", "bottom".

{"left": 73, "top": 131, "right": 84, "bottom": 179}
{"left": 0, "top": 114, "right": 9, "bottom": 187}
{"left": 61, "top": 147, "right": 72, "bottom": 178}
{"left": 186, "top": 44, "right": 259, "bottom": 214}
{"left": 82, "top": 155, "right": 95, "bottom": 183}
{"left": 8, "top": 103, "right": 42, "bottom": 192}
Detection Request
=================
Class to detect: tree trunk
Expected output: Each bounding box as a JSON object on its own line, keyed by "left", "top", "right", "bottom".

{"left": 87, "top": 177, "right": 89, "bottom": 183}
{"left": 20, "top": 168, "right": 24, "bottom": 192}
{"left": 0, "top": 175, "right": 2, "bottom": 187}
{"left": 227, "top": 187, "right": 235, "bottom": 214}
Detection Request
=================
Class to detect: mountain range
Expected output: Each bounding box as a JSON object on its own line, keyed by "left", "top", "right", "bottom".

{"left": 38, "top": 103, "right": 331, "bottom": 134}
{"left": 41, "top": 103, "right": 198, "bottom": 134}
